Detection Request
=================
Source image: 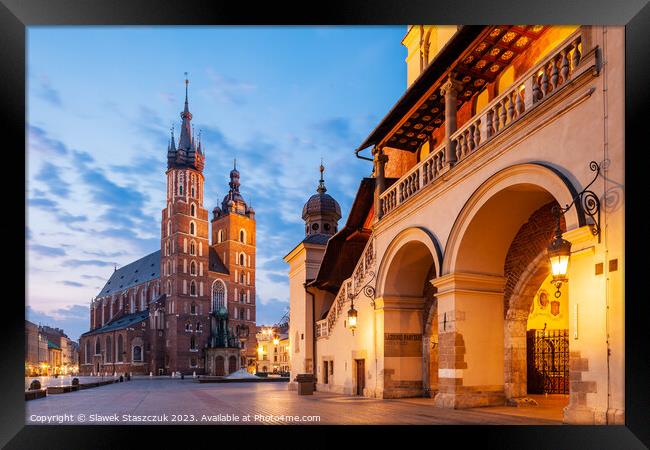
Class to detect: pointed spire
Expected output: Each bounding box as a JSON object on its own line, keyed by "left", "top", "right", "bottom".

{"left": 233, "top": 158, "right": 237, "bottom": 171}
{"left": 178, "top": 73, "right": 193, "bottom": 150}
{"left": 317, "top": 159, "right": 327, "bottom": 194}
{"left": 169, "top": 124, "right": 176, "bottom": 151}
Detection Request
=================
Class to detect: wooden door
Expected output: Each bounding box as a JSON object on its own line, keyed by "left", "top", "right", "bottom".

{"left": 355, "top": 359, "right": 365, "bottom": 396}
{"left": 215, "top": 356, "right": 225, "bottom": 376}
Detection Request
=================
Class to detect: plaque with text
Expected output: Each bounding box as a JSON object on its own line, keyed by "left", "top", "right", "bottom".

{"left": 384, "top": 333, "right": 422, "bottom": 357}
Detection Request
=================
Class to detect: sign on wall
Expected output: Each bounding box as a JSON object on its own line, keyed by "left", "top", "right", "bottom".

{"left": 384, "top": 333, "right": 422, "bottom": 357}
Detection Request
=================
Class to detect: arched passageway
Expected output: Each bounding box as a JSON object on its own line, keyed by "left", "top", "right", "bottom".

{"left": 435, "top": 164, "right": 582, "bottom": 409}
{"left": 376, "top": 227, "right": 441, "bottom": 399}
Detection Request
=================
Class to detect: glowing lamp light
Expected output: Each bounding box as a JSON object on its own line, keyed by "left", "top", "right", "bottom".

{"left": 273, "top": 336, "right": 280, "bottom": 346}
{"left": 347, "top": 304, "right": 358, "bottom": 335}
{"left": 547, "top": 226, "right": 571, "bottom": 298}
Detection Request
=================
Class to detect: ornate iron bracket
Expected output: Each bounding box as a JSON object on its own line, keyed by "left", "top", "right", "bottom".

{"left": 552, "top": 161, "right": 601, "bottom": 243}
{"left": 348, "top": 270, "right": 376, "bottom": 304}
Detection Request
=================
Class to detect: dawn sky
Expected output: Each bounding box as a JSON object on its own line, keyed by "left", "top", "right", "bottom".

{"left": 26, "top": 26, "right": 407, "bottom": 341}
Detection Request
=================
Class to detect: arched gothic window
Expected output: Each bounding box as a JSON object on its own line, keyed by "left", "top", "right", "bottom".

{"left": 212, "top": 280, "right": 226, "bottom": 311}
{"left": 239, "top": 253, "right": 245, "bottom": 266}
{"left": 190, "top": 281, "right": 197, "bottom": 296}
{"left": 190, "top": 336, "right": 196, "bottom": 350}
{"left": 85, "top": 340, "right": 91, "bottom": 364}
{"left": 117, "top": 335, "right": 124, "bottom": 362}
{"left": 191, "top": 203, "right": 196, "bottom": 216}
{"left": 240, "top": 229, "right": 245, "bottom": 243}
{"left": 133, "top": 346, "right": 142, "bottom": 362}
{"left": 106, "top": 336, "right": 112, "bottom": 362}
{"left": 190, "top": 222, "right": 195, "bottom": 235}
{"left": 190, "top": 241, "right": 195, "bottom": 255}
{"left": 190, "top": 261, "right": 197, "bottom": 275}
{"left": 95, "top": 338, "right": 101, "bottom": 355}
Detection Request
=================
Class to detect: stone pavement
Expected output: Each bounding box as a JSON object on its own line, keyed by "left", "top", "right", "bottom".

{"left": 25, "top": 378, "right": 564, "bottom": 425}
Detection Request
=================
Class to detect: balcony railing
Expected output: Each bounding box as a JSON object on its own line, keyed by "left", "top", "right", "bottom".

{"left": 379, "top": 30, "right": 586, "bottom": 220}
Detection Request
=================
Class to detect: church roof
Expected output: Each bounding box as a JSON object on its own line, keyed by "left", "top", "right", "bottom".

{"left": 301, "top": 233, "right": 332, "bottom": 246}
{"left": 208, "top": 247, "right": 230, "bottom": 274}
{"left": 81, "top": 310, "right": 149, "bottom": 337}
{"left": 96, "top": 250, "right": 160, "bottom": 297}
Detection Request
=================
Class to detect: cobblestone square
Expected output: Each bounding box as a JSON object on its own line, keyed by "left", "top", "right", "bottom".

{"left": 25, "top": 378, "right": 564, "bottom": 425}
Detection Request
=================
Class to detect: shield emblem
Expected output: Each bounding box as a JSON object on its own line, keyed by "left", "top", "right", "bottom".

{"left": 538, "top": 291, "right": 549, "bottom": 308}
{"left": 550, "top": 300, "right": 560, "bottom": 316}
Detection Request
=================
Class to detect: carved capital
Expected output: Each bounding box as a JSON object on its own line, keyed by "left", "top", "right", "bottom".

{"left": 440, "top": 74, "right": 464, "bottom": 97}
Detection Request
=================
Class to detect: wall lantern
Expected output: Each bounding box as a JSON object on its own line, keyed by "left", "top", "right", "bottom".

{"left": 272, "top": 336, "right": 280, "bottom": 346}
{"left": 547, "top": 161, "right": 602, "bottom": 298}
{"left": 347, "top": 302, "right": 358, "bottom": 335}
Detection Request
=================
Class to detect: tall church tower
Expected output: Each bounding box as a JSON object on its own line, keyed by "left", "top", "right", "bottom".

{"left": 211, "top": 161, "right": 257, "bottom": 365}
{"left": 161, "top": 77, "right": 211, "bottom": 373}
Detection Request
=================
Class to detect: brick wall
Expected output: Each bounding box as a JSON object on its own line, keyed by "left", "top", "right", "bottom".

{"left": 503, "top": 201, "right": 565, "bottom": 314}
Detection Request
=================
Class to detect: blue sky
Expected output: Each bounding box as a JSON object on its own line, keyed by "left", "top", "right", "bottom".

{"left": 26, "top": 26, "right": 407, "bottom": 342}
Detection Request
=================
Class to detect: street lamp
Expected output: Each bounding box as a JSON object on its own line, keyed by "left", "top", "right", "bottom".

{"left": 547, "top": 220, "right": 571, "bottom": 297}
{"left": 347, "top": 302, "right": 358, "bottom": 335}
{"left": 272, "top": 335, "right": 279, "bottom": 346}
{"left": 547, "top": 161, "right": 602, "bottom": 298}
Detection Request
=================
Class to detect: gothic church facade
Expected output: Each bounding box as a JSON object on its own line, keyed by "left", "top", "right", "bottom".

{"left": 79, "top": 79, "right": 257, "bottom": 376}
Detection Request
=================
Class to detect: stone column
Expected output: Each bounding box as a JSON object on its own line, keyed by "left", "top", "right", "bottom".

{"left": 373, "top": 147, "right": 388, "bottom": 222}
{"left": 375, "top": 295, "right": 425, "bottom": 399}
{"left": 440, "top": 73, "right": 464, "bottom": 169}
{"left": 432, "top": 272, "right": 506, "bottom": 408}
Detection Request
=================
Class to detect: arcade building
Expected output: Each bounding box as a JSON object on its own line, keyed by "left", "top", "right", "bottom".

{"left": 287, "top": 25, "right": 624, "bottom": 425}
{"left": 79, "top": 79, "right": 257, "bottom": 376}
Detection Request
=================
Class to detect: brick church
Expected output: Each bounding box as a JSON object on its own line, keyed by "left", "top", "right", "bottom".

{"left": 79, "top": 78, "right": 257, "bottom": 376}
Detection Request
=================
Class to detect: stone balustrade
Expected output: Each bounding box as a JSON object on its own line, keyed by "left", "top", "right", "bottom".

{"left": 378, "top": 31, "right": 584, "bottom": 220}
{"left": 379, "top": 144, "right": 447, "bottom": 217}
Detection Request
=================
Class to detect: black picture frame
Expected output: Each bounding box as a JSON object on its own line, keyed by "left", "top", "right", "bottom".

{"left": 3, "top": 0, "right": 648, "bottom": 447}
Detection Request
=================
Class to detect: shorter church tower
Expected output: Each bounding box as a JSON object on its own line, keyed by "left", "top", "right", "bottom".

{"left": 209, "top": 161, "right": 257, "bottom": 368}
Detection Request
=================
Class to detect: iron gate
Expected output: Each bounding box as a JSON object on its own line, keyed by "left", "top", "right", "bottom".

{"left": 526, "top": 329, "right": 569, "bottom": 394}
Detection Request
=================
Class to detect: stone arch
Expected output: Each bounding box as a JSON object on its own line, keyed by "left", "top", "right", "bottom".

{"left": 374, "top": 226, "right": 443, "bottom": 398}
{"left": 375, "top": 226, "right": 443, "bottom": 299}
{"left": 504, "top": 251, "right": 551, "bottom": 399}
{"left": 443, "top": 163, "right": 585, "bottom": 275}
{"left": 433, "top": 163, "right": 582, "bottom": 408}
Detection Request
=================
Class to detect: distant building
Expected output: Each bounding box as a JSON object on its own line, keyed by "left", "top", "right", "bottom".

{"left": 255, "top": 324, "right": 289, "bottom": 374}
{"left": 25, "top": 321, "right": 79, "bottom": 376}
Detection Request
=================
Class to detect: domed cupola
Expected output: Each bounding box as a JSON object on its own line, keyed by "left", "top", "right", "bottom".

{"left": 220, "top": 159, "right": 249, "bottom": 216}
{"left": 302, "top": 162, "right": 341, "bottom": 236}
